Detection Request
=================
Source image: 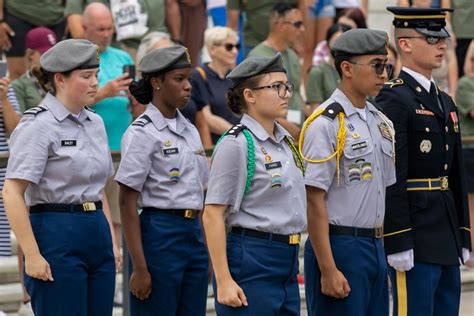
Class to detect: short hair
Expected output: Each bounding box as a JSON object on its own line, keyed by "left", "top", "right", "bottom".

{"left": 333, "top": 54, "right": 355, "bottom": 77}
{"left": 270, "top": 2, "right": 298, "bottom": 24}
{"left": 204, "top": 26, "right": 238, "bottom": 48}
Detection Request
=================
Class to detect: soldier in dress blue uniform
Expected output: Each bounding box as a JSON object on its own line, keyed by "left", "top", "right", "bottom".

{"left": 202, "top": 54, "right": 307, "bottom": 315}
{"left": 376, "top": 7, "right": 472, "bottom": 316}
{"left": 2, "top": 39, "right": 120, "bottom": 316}
{"left": 115, "top": 45, "right": 210, "bottom": 316}
{"left": 300, "top": 29, "right": 396, "bottom": 316}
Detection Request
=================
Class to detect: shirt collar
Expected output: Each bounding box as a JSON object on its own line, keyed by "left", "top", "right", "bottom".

{"left": 43, "top": 93, "right": 91, "bottom": 122}
{"left": 329, "top": 88, "right": 379, "bottom": 117}
{"left": 146, "top": 103, "right": 188, "bottom": 134}
{"left": 241, "top": 114, "right": 290, "bottom": 143}
{"left": 402, "top": 67, "right": 435, "bottom": 93}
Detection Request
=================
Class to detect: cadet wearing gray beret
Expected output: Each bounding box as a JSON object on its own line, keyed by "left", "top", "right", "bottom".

{"left": 331, "top": 29, "right": 388, "bottom": 57}
{"left": 139, "top": 45, "right": 191, "bottom": 74}
{"left": 40, "top": 39, "right": 100, "bottom": 73}
{"left": 227, "top": 53, "right": 286, "bottom": 88}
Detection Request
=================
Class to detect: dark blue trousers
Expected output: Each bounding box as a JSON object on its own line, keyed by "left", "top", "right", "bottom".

{"left": 389, "top": 262, "right": 460, "bottom": 316}
{"left": 214, "top": 233, "right": 300, "bottom": 315}
{"left": 304, "top": 235, "right": 389, "bottom": 316}
{"left": 129, "top": 211, "right": 209, "bottom": 316}
{"left": 25, "top": 210, "right": 115, "bottom": 316}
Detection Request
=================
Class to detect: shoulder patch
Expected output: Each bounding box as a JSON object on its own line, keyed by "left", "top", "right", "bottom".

{"left": 131, "top": 114, "right": 152, "bottom": 127}
{"left": 384, "top": 78, "right": 404, "bottom": 88}
{"left": 23, "top": 106, "right": 48, "bottom": 117}
{"left": 85, "top": 106, "right": 96, "bottom": 113}
{"left": 226, "top": 123, "right": 247, "bottom": 137}
{"left": 321, "top": 102, "right": 344, "bottom": 120}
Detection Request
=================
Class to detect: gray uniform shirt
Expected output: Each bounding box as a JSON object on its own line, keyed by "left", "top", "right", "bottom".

{"left": 205, "top": 114, "right": 307, "bottom": 234}
{"left": 6, "top": 93, "right": 114, "bottom": 206}
{"left": 303, "top": 88, "right": 396, "bottom": 228}
{"left": 115, "top": 104, "right": 209, "bottom": 210}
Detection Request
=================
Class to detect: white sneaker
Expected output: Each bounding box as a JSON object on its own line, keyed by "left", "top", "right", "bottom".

{"left": 18, "top": 301, "right": 34, "bottom": 316}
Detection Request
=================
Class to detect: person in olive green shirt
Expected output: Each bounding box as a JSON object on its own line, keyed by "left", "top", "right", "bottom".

{"left": 248, "top": 2, "right": 305, "bottom": 139}
{"left": 0, "top": 0, "right": 67, "bottom": 79}
{"left": 65, "top": 0, "right": 109, "bottom": 39}
{"left": 452, "top": 0, "right": 474, "bottom": 77}
{"left": 455, "top": 47, "right": 474, "bottom": 268}
{"left": 227, "top": 0, "right": 305, "bottom": 56}
{"left": 306, "top": 23, "right": 350, "bottom": 111}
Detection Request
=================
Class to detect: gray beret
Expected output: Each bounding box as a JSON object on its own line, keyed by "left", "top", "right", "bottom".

{"left": 227, "top": 53, "right": 286, "bottom": 88}
{"left": 139, "top": 45, "right": 191, "bottom": 74}
{"left": 332, "top": 29, "right": 388, "bottom": 57}
{"left": 40, "top": 39, "right": 100, "bottom": 73}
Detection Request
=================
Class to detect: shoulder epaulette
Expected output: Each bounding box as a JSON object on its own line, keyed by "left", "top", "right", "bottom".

{"left": 226, "top": 123, "right": 247, "bottom": 137}
{"left": 321, "top": 102, "right": 344, "bottom": 120}
{"left": 85, "top": 106, "right": 96, "bottom": 113}
{"left": 23, "top": 106, "right": 48, "bottom": 117}
{"left": 385, "top": 78, "right": 404, "bottom": 88}
{"left": 131, "top": 115, "right": 152, "bottom": 127}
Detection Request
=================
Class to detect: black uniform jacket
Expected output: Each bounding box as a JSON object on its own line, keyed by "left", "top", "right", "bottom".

{"left": 376, "top": 70, "right": 471, "bottom": 265}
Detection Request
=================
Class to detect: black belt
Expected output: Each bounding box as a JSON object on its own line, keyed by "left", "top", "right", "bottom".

{"left": 142, "top": 207, "right": 198, "bottom": 219}
{"left": 230, "top": 227, "right": 301, "bottom": 245}
{"left": 30, "top": 201, "right": 102, "bottom": 213}
{"left": 329, "top": 224, "right": 383, "bottom": 239}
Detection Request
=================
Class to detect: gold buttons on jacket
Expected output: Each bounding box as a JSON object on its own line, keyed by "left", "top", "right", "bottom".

{"left": 444, "top": 164, "right": 448, "bottom": 170}
{"left": 425, "top": 127, "right": 430, "bottom": 132}
{"left": 445, "top": 126, "right": 449, "bottom": 132}
{"left": 446, "top": 145, "right": 449, "bottom": 151}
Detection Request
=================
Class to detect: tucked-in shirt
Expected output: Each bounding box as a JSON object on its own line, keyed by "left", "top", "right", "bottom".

{"left": 190, "top": 64, "right": 240, "bottom": 143}
{"left": 307, "top": 62, "right": 339, "bottom": 105}
{"left": 115, "top": 104, "right": 209, "bottom": 210}
{"left": 248, "top": 44, "right": 304, "bottom": 125}
{"left": 6, "top": 93, "right": 114, "bottom": 206}
{"left": 206, "top": 114, "right": 307, "bottom": 234}
{"left": 94, "top": 46, "right": 133, "bottom": 151}
{"left": 303, "top": 88, "right": 396, "bottom": 228}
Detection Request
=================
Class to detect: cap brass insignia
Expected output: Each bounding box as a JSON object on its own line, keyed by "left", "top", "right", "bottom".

{"left": 96, "top": 46, "right": 100, "bottom": 62}
{"left": 185, "top": 48, "right": 191, "bottom": 64}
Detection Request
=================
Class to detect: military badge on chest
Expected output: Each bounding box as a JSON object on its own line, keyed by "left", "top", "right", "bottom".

{"left": 378, "top": 122, "right": 392, "bottom": 141}
{"left": 450, "top": 112, "right": 459, "bottom": 133}
{"left": 261, "top": 146, "right": 282, "bottom": 188}
{"left": 420, "top": 139, "right": 432, "bottom": 153}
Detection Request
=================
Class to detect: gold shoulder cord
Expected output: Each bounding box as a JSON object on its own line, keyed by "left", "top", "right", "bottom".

{"left": 298, "top": 108, "right": 347, "bottom": 184}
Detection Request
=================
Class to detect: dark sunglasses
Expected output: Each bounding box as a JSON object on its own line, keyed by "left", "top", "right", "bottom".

{"left": 398, "top": 36, "right": 444, "bottom": 45}
{"left": 216, "top": 43, "right": 240, "bottom": 52}
{"left": 348, "top": 61, "right": 394, "bottom": 77}
{"left": 283, "top": 20, "right": 304, "bottom": 29}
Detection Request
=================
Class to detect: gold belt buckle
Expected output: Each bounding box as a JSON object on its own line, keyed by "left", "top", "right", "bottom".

{"left": 184, "top": 209, "right": 196, "bottom": 219}
{"left": 440, "top": 177, "right": 449, "bottom": 190}
{"left": 288, "top": 234, "right": 301, "bottom": 245}
{"left": 374, "top": 227, "right": 383, "bottom": 239}
{"left": 82, "top": 202, "right": 96, "bottom": 212}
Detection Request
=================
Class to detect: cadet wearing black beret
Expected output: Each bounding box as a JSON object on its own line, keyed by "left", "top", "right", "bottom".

{"left": 376, "top": 7, "right": 471, "bottom": 316}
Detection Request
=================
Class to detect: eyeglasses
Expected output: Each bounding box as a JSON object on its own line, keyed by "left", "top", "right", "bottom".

{"left": 252, "top": 82, "right": 294, "bottom": 98}
{"left": 348, "top": 61, "right": 393, "bottom": 77}
{"left": 283, "top": 20, "right": 304, "bottom": 29}
{"left": 215, "top": 42, "right": 241, "bottom": 52}
{"left": 397, "top": 36, "right": 445, "bottom": 45}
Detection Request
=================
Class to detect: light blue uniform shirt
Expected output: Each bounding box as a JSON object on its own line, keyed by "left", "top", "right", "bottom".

{"left": 206, "top": 114, "right": 307, "bottom": 235}
{"left": 115, "top": 104, "right": 209, "bottom": 210}
{"left": 303, "top": 89, "right": 396, "bottom": 228}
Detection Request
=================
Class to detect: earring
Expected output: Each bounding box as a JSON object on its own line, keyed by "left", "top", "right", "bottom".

{"left": 156, "top": 87, "right": 161, "bottom": 91}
